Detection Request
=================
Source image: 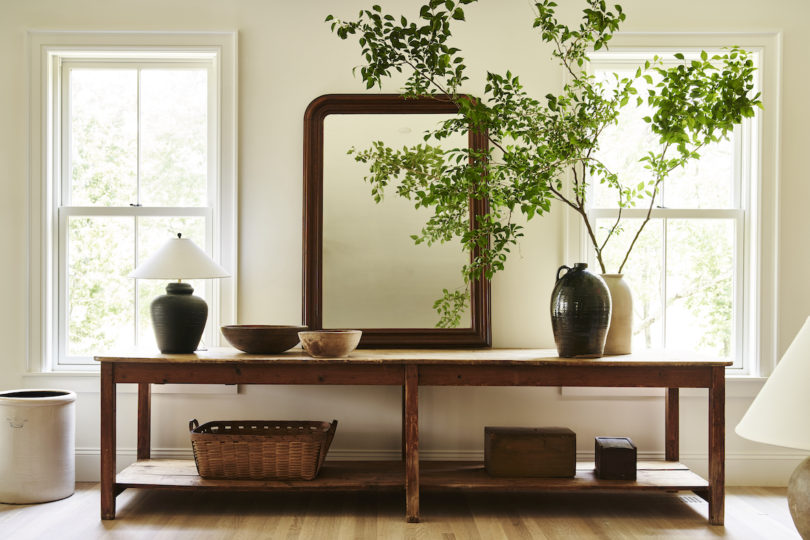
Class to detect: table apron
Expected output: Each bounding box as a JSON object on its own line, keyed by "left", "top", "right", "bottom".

{"left": 108, "top": 362, "right": 714, "bottom": 388}
{"left": 418, "top": 364, "right": 713, "bottom": 387}
{"left": 111, "top": 363, "right": 405, "bottom": 385}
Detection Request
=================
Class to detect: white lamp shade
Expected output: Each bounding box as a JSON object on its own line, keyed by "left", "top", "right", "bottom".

{"left": 736, "top": 316, "right": 810, "bottom": 451}
{"left": 129, "top": 236, "right": 229, "bottom": 280}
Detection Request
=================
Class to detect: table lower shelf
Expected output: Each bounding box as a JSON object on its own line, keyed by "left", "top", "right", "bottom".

{"left": 116, "top": 459, "right": 708, "bottom": 493}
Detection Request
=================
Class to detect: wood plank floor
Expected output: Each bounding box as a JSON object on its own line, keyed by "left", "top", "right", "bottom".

{"left": 0, "top": 484, "right": 799, "bottom": 539}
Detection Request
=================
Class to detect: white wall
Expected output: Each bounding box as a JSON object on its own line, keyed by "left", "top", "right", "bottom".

{"left": 1, "top": 0, "right": 808, "bottom": 485}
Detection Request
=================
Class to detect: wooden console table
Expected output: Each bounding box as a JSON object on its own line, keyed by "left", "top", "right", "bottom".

{"left": 97, "top": 349, "right": 729, "bottom": 524}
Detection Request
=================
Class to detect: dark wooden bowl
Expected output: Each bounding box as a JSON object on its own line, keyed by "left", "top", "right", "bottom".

{"left": 220, "top": 325, "right": 307, "bottom": 354}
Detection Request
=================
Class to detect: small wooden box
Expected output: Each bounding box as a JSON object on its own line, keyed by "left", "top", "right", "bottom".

{"left": 484, "top": 426, "right": 576, "bottom": 477}
{"left": 594, "top": 437, "right": 637, "bottom": 480}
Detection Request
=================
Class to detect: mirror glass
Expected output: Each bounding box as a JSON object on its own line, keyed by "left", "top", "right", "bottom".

{"left": 322, "top": 114, "right": 470, "bottom": 328}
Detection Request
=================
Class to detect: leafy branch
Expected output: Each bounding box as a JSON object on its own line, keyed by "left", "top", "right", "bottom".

{"left": 327, "top": 0, "right": 762, "bottom": 326}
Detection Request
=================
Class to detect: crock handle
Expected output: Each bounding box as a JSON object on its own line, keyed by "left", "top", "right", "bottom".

{"left": 556, "top": 265, "right": 571, "bottom": 282}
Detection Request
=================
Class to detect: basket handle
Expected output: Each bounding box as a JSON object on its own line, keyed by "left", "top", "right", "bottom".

{"left": 189, "top": 419, "right": 199, "bottom": 432}
{"left": 317, "top": 420, "right": 339, "bottom": 472}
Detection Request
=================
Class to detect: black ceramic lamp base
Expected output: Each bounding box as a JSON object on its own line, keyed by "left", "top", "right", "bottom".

{"left": 151, "top": 282, "right": 208, "bottom": 353}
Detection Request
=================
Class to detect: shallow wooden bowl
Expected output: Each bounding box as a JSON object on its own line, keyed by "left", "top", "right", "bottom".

{"left": 221, "top": 325, "right": 307, "bottom": 354}
{"left": 298, "top": 330, "right": 362, "bottom": 358}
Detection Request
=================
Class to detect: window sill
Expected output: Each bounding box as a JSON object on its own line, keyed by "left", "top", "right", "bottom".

{"left": 21, "top": 372, "right": 237, "bottom": 395}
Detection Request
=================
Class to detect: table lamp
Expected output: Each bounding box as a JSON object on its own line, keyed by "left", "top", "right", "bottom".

{"left": 736, "top": 316, "right": 810, "bottom": 539}
{"left": 129, "top": 233, "right": 229, "bottom": 353}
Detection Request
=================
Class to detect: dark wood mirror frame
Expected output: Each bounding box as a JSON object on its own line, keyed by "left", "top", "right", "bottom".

{"left": 303, "top": 94, "right": 491, "bottom": 348}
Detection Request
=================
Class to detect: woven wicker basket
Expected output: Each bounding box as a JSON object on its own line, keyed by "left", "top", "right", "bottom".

{"left": 189, "top": 419, "right": 337, "bottom": 480}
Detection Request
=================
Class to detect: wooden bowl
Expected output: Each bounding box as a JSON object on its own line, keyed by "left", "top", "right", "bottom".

{"left": 298, "top": 330, "right": 362, "bottom": 358}
{"left": 221, "top": 325, "right": 307, "bottom": 354}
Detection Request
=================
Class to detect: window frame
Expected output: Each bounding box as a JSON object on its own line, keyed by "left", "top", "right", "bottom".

{"left": 587, "top": 52, "right": 753, "bottom": 371}
{"left": 27, "top": 31, "right": 238, "bottom": 372}
{"left": 563, "top": 33, "right": 779, "bottom": 376}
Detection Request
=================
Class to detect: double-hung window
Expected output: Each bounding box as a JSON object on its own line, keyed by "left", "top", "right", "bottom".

{"left": 29, "top": 32, "right": 236, "bottom": 370}
{"left": 581, "top": 40, "right": 773, "bottom": 374}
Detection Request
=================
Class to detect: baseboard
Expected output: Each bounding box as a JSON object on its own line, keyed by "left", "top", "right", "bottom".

{"left": 75, "top": 447, "right": 805, "bottom": 486}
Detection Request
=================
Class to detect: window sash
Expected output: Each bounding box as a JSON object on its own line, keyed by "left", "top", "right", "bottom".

{"left": 54, "top": 57, "right": 219, "bottom": 367}
{"left": 584, "top": 51, "right": 757, "bottom": 372}
{"left": 586, "top": 208, "right": 746, "bottom": 369}
{"left": 59, "top": 59, "right": 216, "bottom": 209}
{"left": 56, "top": 207, "right": 214, "bottom": 366}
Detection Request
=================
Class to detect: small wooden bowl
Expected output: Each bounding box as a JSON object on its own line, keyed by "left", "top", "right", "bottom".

{"left": 298, "top": 330, "right": 362, "bottom": 358}
{"left": 221, "top": 325, "right": 307, "bottom": 354}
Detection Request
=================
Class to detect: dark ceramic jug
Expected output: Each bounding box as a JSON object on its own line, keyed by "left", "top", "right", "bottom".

{"left": 550, "top": 263, "right": 612, "bottom": 358}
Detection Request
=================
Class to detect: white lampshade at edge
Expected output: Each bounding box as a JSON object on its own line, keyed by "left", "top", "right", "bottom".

{"left": 129, "top": 235, "right": 229, "bottom": 280}
{"left": 737, "top": 316, "right": 810, "bottom": 539}
{"left": 736, "top": 315, "right": 810, "bottom": 451}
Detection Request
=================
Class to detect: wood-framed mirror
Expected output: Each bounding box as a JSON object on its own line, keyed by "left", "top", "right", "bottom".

{"left": 303, "top": 94, "right": 491, "bottom": 348}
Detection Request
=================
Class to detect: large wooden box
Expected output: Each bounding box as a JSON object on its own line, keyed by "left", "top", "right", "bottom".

{"left": 594, "top": 437, "right": 637, "bottom": 480}
{"left": 484, "top": 426, "right": 576, "bottom": 477}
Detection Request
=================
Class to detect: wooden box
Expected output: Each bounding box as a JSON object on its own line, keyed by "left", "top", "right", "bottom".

{"left": 484, "top": 427, "right": 576, "bottom": 477}
{"left": 594, "top": 437, "right": 637, "bottom": 480}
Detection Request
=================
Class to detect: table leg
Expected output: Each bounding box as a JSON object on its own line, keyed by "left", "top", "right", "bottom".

{"left": 401, "top": 384, "right": 406, "bottom": 461}
{"left": 665, "top": 388, "right": 679, "bottom": 461}
{"left": 404, "top": 365, "right": 419, "bottom": 523}
{"left": 708, "top": 367, "right": 725, "bottom": 525}
{"left": 100, "top": 363, "right": 117, "bottom": 520}
{"left": 137, "top": 383, "right": 151, "bottom": 460}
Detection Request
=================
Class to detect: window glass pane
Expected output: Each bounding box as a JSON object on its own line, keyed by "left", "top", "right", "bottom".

{"left": 662, "top": 138, "right": 734, "bottom": 209}
{"left": 597, "top": 217, "right": 664, "bottom": 350}
{"left": 322, "top": 114, "right": 470, "bottom": 328}
{"left": 591, "top": 64, "right": 735, "bottom": 210}
{"left": 69, "top": 69, "right": 137, "bottom": 206}
{"left": 140, "top": 69, "right": 208, "bottom": 207}
{"left": 592, "top": 67, "right": 657, "bottom": 209}
{"left": 67, "top": 216, "right": 135, "bottom": 356}
{"left": 666, "top": 219, "right": 734, "bottom": 359}
{"left": 136, "top": 217, "right": 207, "bottom": 349}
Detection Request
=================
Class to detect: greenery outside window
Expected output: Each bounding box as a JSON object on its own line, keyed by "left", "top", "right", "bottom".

{"left": 28, "top": 32, "right": 237, "bottom": 371}
{"left": 583, "top": 47, "right": 762, "bottom": 372}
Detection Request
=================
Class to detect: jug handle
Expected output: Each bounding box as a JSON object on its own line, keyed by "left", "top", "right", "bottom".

{"left": 556, "top": 265, "right": 571, "bottom": 282}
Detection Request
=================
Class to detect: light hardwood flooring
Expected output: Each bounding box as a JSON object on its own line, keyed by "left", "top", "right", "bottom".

{"left": 0, "top": 485, "right": 800, "bottom": 539}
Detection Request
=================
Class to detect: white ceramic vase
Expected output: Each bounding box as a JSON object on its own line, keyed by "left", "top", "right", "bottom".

{"left": 601, "top": 274, "right": 633, "bottom": 355}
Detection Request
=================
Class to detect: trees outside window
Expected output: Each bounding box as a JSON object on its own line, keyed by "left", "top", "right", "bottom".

{"left": 585, "top": 50, "right": 758, "bottom": 369}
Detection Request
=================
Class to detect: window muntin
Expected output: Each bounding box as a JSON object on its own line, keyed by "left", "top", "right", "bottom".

{"left": 586, "top": 50, "right": 758, "bottom": 370}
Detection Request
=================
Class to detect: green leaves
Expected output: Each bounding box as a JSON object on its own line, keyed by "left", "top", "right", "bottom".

{"left": 327, "top": 0, "right": 472, "bottom": 94}
{"left": 327, "top": 0, "right": 761, "bottom": 325}
{"left": 434, "top": 288, "right": 469, "bottom": 328}
{"left": 645, "top": 47, "right": 762, "bottom": 156}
